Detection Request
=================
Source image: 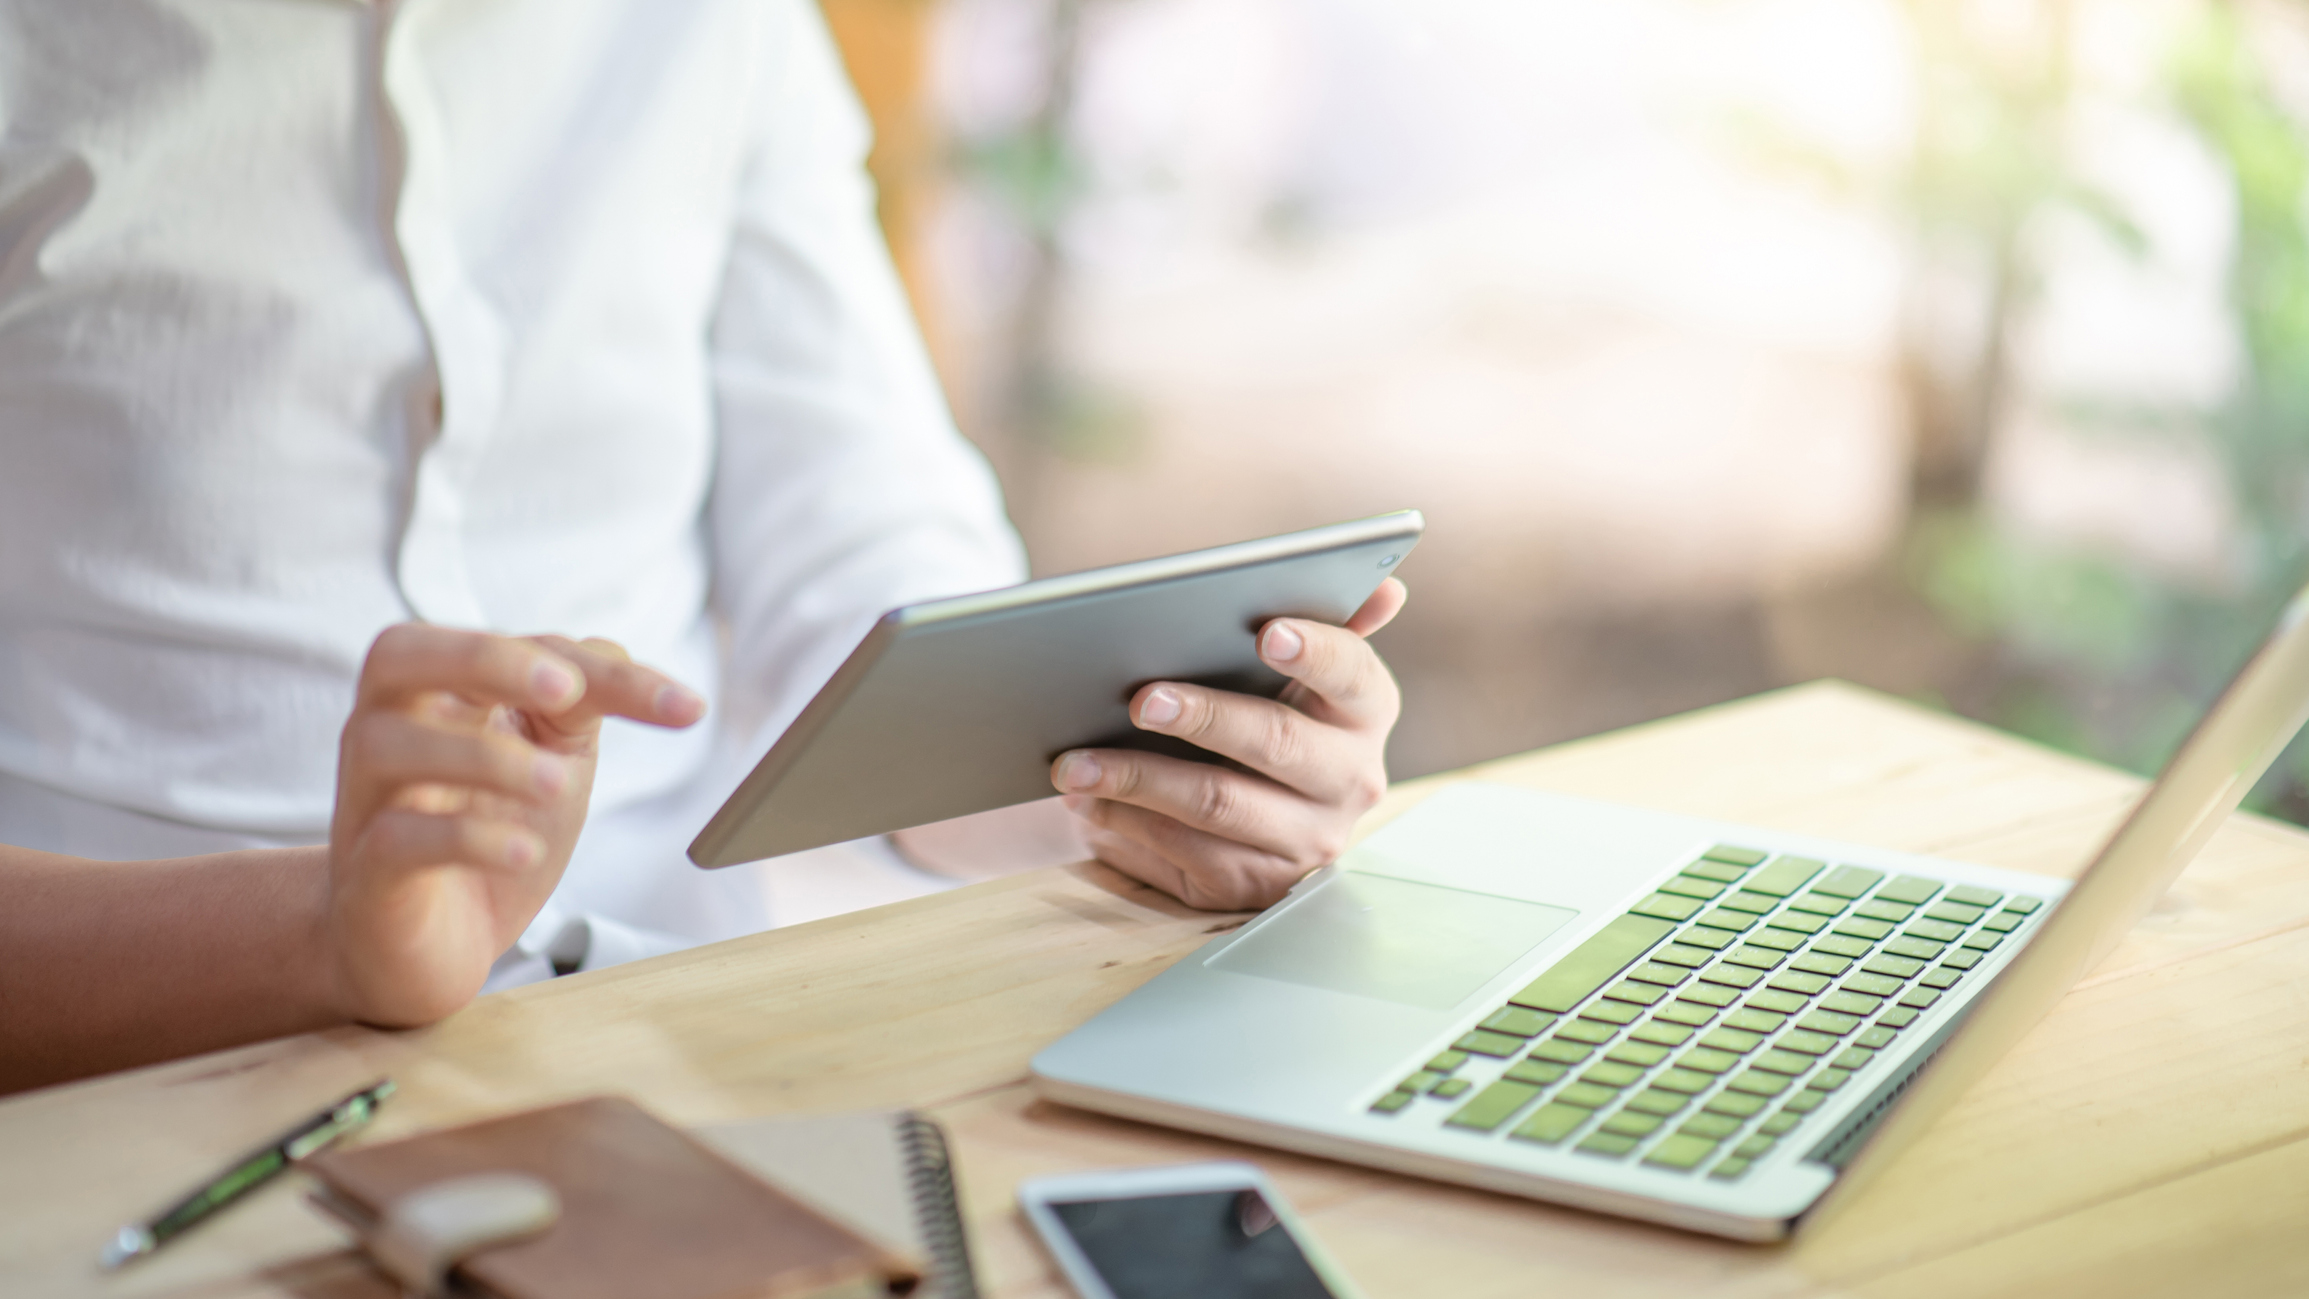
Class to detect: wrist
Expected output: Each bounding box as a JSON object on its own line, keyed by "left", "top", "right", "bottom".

{"left": 295, "top": 844, "right": 358, "bottom": 1025}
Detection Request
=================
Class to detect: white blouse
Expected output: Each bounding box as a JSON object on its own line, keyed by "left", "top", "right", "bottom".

{"left": 0, "top": 0, "right": 1025, "bottom": 977}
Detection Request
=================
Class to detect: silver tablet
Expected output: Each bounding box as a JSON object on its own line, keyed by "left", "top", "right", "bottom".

{"left": 689, "top": 510, "right": 1425, "bottom": 867}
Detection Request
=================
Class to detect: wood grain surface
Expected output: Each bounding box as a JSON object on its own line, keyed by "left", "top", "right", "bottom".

{"left": 2, "top": 681, "right": 2302, "bottom": 1298}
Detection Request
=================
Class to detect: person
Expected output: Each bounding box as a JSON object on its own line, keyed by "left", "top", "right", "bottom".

{"left": 0, "top": 0, "right": 1406, "bottom": 1094}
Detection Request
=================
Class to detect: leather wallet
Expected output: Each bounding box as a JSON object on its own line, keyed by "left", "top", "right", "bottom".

{"left": 306, "top": 1096, "right": 917, "bottom": 1299}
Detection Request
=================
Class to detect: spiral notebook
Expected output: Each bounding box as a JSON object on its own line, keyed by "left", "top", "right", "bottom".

{"left": 697, "top": 1110, "right": 980, "bottom": 1299}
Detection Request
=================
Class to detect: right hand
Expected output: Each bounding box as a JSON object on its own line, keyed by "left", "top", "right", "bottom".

{"left": 323, "top": 625, "right": 705, "bottom": 1027}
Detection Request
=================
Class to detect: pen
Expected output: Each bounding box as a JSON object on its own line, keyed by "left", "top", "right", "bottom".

{"left": 98, "top": 1078, "right": 395, "bottom": 1269}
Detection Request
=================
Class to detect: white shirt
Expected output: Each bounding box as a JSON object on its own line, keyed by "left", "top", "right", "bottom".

{"left": 0, "top": 0, "right": 1025, "bottom": 976}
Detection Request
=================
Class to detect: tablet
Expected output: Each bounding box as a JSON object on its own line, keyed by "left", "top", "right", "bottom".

{"left": 688, "top": 510, "right": 1425, "bottom": 867}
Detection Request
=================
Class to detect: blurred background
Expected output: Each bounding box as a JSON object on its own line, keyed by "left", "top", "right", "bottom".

{"left": 818, "top": 0, "right": 2309, "bottom": 822}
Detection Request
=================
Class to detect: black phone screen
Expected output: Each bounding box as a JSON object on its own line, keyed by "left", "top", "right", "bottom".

{"left": 1048, "top": 1188, "right": 1338, "bottom": 1299}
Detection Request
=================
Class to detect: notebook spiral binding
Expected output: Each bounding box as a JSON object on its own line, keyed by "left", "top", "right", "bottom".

{"left": 896, "top": 1113, "right": 979, "bottom": 1299}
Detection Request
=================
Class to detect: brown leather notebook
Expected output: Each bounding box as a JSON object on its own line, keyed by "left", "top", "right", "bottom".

{"left": 305, "top": 1096, "right": 917, "bottom": 1299}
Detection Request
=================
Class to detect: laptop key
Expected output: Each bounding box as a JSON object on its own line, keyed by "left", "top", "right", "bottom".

{"left": 1643, "top": 1133, "right": 1720, "bottom": 1170}
{"left": 1557, "top": 1019, "right": 1618, "bottom": 1045}
{"left": 1765, "top": 911, "right": 1827, "bottom": 935}
{"left": 1659, "top": 875, "right": 1727, "bottom": 902}
{"left": 1575, "top": 1132, "right": 1640, "bottom": 1158}
{"left": 1506, "top": 1057, "right": 1571, "bottom": 1085}
{"left": 1812, "top": 934, "right": 1873, "bottom": 959}
{"left": 1821, "top": 991, "right": 1883, "bottom": 1016}
{"left": 1787, "top": 891, "right": 1849, "bottom": 916}
{"left": 1603, "top": 980, "right": 1667, "bottom": 1006}
{"left": 1884, "top": 936, "right": 1945, "bottom": 960}
{"left": 1925, "top": 901, "right": 1986, "bottom": 925}
{"left": 2003, "top": 895, "right": 2044, "bottom": 914}
{"left": 1454, "top": 1030, "right": 1526, "bottom": 1057}
{"left": 1723, "top": 1008, "right": 1786, "bottom": 1034}
{"left": 1832, "top": 917, "right": 1895, "bottom": 941}
{"left": 1626, "top": 961, "right": 1692, "bottom": 987}
{"left": 1699, "top": 964, "right": 1763, "bottom": 989}
{"left": 1876, "top": 876, "right": 1942, "bottom": 905}
{"left": 1759, "top": 1111, "right": 1802, "bottom": 1135}
{"left": 1745, "top": 989, "right": 1809, "bottom": 1014}
{"left": 1941, "top": 948, "right": 1984, "bottom": 970}
{"left": 1675, "top": 1047, "right": 1740, "bottom": 1074}
{"left": 1427, "top": 1051, "right": 1469, "bottom": 1072}
{"left": 1855, "top": 900, "right": 1916, "bottom": 923}
{"left": 1791, "top": 950, "right": 1854, "bottom": 976}
{"left": 1777, "top": 1031, "right": 1839, "bottom": 1056}
{"left": 1480, "top": 1007, "right": 1559, "bottom": 1037}
{"left": 1854, "top": 1025, "right": 1897, "bottom": 1049}
{"left": 1703, "top": 844, "right": 1769, "bottom": 867}
{"left": 1699, "top": 1027, "right": 1765, "bottom": 1053}
{"left": 1697, "top": 908, "right": 1758, "bottom": 932}
{"left": 1556, "top": 1082, "right": 1619, "bottom": 1109}
{"left": 1812, "top": 865, "right": 1884, "bottom": 898}
{"left": 1862, "top": 955, "right": 1925, "bottom": 979}
{"left": 1843, "top": 973, "right": 1904, "bottom": 997}
{"left": 1800, "top": 1010, "right": 1861, "bottom": 1035}
{"left": 1719, "top": 890, "right": 1780, "bottom": 914}
{"left": 1744, "top": 856, "right": 1825, "bottom": 897}
{"left": 1632, "top": 893, "right": 1706, "bottom": 923}
{"left": 1725, "top": 1070, "right": 1791, "bottom": 1097}
{"left": 1919, "top": 966, "right": 1964, "bottom": 990}
{"left": 1733, "top": 1134, "right": 1777, "bottom": 1158}
{"left": 1624, "top": 1088, "right": 1693, "bottom": 1116}
{"left": 1704, "top": 1091, "right": 1768, "bottom": 1118}
{"left": 1876, "top": 1005, "right": 1920, "bottom": 1028}
{"left": 1371, "top": 1090, "right": 1416, "bottom": 1114}
{"left": 1508, "top": 913, "right": 1678, "bottom": 1012}
{"left": 1631, "top": 1020, "right": 1697, "bottom": 1046}
{"left": 1654, "top": 1001, "right": 1719, "bottom": 1027}
{"left": 1781, "top": 1089, "right": 1825, "bottom": 1114}
{"left": 1402, "top": 1070, "right": 1444, "bottom": 1092}
{"left": 1510, "top": 1103, "right": 1591, "bottom": 1145}
{"left": 1681, "top": 1112, "right": 1743, "bottom": 1140}
{"left": 1724, "top": 946, "right": 1788, "bottom": 970}
{"left": 1678, "top": 926, "right": 1740, "bottom": 950}
{"left": 1445, "top": 1081, "right": 1544, "bottom": 1132}
{"left": 1982, "top": 912, "right": 2025, "bottom": 933}
{"left": 1961, "top": 931, "right": 2004, "bottom": 952}
{"left": 1766, "top": 971, "right": 1831, "bottom": 996}
{"left": 1746, "top": 928, "right": 1808, "bottom": 952}
{"left": 1649, "top": 1069, "right": 1715, "bottom": 1095}
{"left": 1607, "top": 1041, "right": 1673, "bottom": 1067}
{"left": 1581, "top": 999, "right": 1644, "bottom": 1026}
{"left": 1679, "top": 982, "right": 1741, "bottom": 1007}
{"left": 1906, "top": 919, "right": 1966, "bottom": 943}
{"left": 1601, "top": 1111, "right": 1665, "bottom": 1138}
{"left": 1682, "top": 859, "right": 1749, "bottom": 885}
{"left": 1581, "top": 1062, "right": 1646, "bottom": 1089}
{"left": 1707, "top": 1156, "right": 1753, "bottom": 1180}
{"left": 1651, "top": 943, "right": 1715, "bottom": 968}
{"left": 1808, "top": 1067, "right": 1853, "bottom": 1092}
{"left": 1750, "top": 1050, "right": 1815, "bottom": 1075}
{"left": 1946, "top": 884, "right": 2003, "bottom": 907}
{"left": 1899, "top": 987, "right": 1942, "bottom": 1010}
{"left": 1433, "top": 1078, "right": 1472, "bottom": 1098}
{"left": 1831, "top": 1046, "right": 1876, "bottom": 1071}
{"left": 1529, "top": 1039, "right": 1596, "bottom": 1065}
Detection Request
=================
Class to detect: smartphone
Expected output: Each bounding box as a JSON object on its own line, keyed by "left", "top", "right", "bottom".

{"left": 1017, "top": 1161, "right": 1363, "bottom": 1299}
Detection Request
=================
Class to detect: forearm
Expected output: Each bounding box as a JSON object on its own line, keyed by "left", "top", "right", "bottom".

{"left": 0, "top": 844, "right": 343, "bottom": 1095}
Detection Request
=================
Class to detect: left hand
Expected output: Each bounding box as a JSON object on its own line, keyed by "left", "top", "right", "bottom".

{"left": 1050, "top": 578, "right": 1408, "bottom": 910}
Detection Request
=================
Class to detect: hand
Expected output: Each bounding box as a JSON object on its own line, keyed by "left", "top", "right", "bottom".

{"left": 324, "top": 625, "right": 705, "bottom": 1026}
{"left": 1050, "top": 579, "right": 1408, "bottom": 910}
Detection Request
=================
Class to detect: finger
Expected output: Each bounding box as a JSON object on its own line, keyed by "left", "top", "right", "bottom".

{"left": 344, "top": 710, "right": 571, "bottom": 805}
{"left": 1124, "top": 681, "right": 1378, "bottom": 805}
{"left": 1256, "top": 617, "right": 1400, "bottom": 730}
{"left": 1050, "top": 748, "right": 1334, "bottom": 862}
{"left": 1069, "top": 798, "right": 1305, "bottom": 910}
{"left": 1344, "top": 577, "right": 1408, "bottom": 638}
{"left": 360, "top": 624, "right": 588, "bottom": 715}
{"left": 356, "top": 806, "right": 549, "bottom": 876}
{"left": 528, "top": 635, "right": 704, "bottom": 731}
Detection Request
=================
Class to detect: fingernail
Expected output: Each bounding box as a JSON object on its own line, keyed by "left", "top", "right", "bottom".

{"left": 655, "top": 683, "right": 705, "bottom": 723}
{"left": 532, "top": 661, "right": 578, "bottom": 705}
{"left": 1057, "top": 751, "right": 1102, "bottom": 791}
{"left": 533, "top": 754, "right": 569, "bottom": 796}
{"left": 506, "top": 832, "right": 542, "bottom": 868}
{"left": 1139, "top": 687, "right": 1182, "bottom": 727}
{"left": 1263, "top": 621, "right": 1304, "bottom": 663}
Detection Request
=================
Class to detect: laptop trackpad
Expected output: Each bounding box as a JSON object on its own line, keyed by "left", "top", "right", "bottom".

{"left": 1206, "top": 872, "right": 1577, "bottom": 1010}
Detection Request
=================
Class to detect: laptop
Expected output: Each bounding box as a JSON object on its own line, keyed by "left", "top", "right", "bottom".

{"left": 1032, "top": 584, "right": 2309, "bottom": 1240}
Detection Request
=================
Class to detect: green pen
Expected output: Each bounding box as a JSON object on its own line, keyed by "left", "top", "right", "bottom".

{"left": 98, "top": 1078, "right": 395, "bottom": 1269}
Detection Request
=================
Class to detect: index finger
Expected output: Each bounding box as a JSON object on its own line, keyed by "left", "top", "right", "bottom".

{"left": 527, "top": 635, "right": 705, "bottom": 732}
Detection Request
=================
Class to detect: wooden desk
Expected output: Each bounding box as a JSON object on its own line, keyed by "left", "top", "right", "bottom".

{"left": 5, "top": 682, "right": 2306, "bottom": 1298}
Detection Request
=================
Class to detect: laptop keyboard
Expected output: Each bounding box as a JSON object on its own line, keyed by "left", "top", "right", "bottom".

{"left": 1367, "top": 844, "right": 2046, "bottom": 1180}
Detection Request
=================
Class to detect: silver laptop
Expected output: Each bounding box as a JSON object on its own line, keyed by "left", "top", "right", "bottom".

{"left": 1033, "top": 585, "right": 2309, "bottom": 1240}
